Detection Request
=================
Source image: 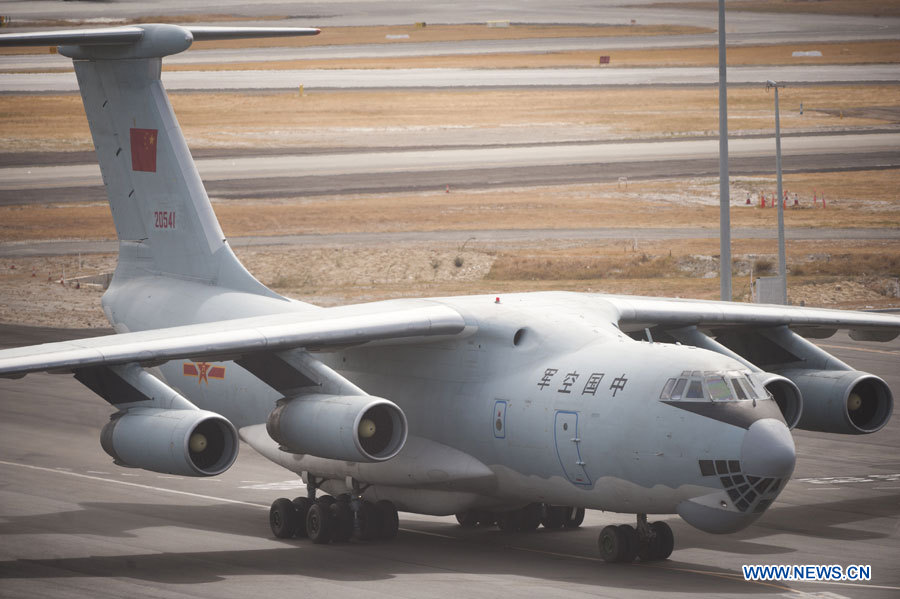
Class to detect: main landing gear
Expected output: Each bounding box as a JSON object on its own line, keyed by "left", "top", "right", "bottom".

{"left": 455, "top": 503, "right": 585, "bottom": 532}
{"left": 269, "top": 477, "right": 399, "bottom": 544}
{"left": 598, "top": 514, "right": 673, "bottom": 563}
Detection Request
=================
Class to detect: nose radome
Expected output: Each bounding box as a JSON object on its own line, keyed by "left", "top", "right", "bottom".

{"left": 741, "top": 418, "right": 796, "bottom": 479}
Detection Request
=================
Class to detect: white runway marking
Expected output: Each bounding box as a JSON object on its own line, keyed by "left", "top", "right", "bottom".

{"left": 0, "top": 459, "right": 269, "bottom": 509}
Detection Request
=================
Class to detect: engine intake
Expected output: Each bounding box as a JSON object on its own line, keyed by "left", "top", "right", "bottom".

{"left": 779, "top": 369, "right": 893, "bottom": 434}
{"left": 267, "top": 394, "right": 407, "bottom": 462}
{"left": 757, "top": 373, "right": 803, "bottom": 429}
{"left": 101, "top": 408, "right": 238, "bottom": 476}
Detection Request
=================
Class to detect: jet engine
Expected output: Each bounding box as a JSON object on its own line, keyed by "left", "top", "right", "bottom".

{"left": 267, "top": 394, "right": 408, "bottom": 462}
{"left": 101, "top": 407, "right": 239, "bottom": 476}
{"left": 779, "top": 369, "right": 893, "bottom": 434}
{"left": 757, "top": 373, "right": 803, "bottom": 429}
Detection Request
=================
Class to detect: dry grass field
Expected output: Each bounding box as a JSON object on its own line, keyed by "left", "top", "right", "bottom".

{"left": 0, "top": 13, "right": 898, "bottom": 326}
{"left": 0, "top": 85, "right": 896, "bottom": 153}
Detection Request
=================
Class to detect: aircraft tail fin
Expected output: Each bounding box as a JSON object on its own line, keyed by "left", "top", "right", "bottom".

{"left": 0, "top": 24, "right": 319, "bottom": 304}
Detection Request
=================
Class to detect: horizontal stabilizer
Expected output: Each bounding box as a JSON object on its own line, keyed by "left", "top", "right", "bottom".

{"left": 0, "top": 24, "right": 319, "bottom": 58}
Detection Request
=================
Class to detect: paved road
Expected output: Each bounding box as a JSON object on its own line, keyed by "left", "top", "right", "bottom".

{"left": 0, "top": 325, "right": 897, "bottom": 598}
{"left": 2, "top": 226, "right": 898, "bottom": 259}
{"left": 3, "top": 0, "right": 898, "bottom": 36}
{"left": 4, "top": 64, "right": 900, "bottom": 93}
{"left": 2, "top": 133, "right": 898, "bottom": 206}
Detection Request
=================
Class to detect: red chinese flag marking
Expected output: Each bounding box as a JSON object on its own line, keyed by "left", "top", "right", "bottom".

{"left": 183, "top": 363, "right": 198, "bottom": 376}
{"left": 130, "top": 128, "right": 158, "bottom": 172}
{"left": 208, "top": 366, "right": 226, "bottom": 380}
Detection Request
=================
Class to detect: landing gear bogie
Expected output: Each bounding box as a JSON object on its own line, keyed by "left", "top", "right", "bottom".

{"left": 268, "top": 476, "right": 400, "bottom": 546}
{"left": 599, "top": 515, "right": 674, "bottom": 563}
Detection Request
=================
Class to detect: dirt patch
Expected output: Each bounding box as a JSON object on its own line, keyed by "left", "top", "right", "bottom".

{"left": 2, "top": 237, "right": 897, "bottom": 328}
{"left": 3, "top": 169, "right": 898, "bottom": 242}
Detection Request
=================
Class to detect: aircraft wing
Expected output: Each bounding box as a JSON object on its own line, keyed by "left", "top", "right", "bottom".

{"left": 602, "top": 294, "right": 900, "bottom": 341}
{"left": 0, "top": 303, "right": 468, "bottom": 379}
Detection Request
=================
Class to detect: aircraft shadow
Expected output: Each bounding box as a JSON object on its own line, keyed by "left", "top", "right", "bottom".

{"left": 2, "top": 495, "right": 897, "bottom": 591}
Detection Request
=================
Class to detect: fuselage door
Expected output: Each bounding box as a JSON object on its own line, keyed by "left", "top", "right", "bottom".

{"left": 554, "top": 410, "right": 592, "bottom": 486}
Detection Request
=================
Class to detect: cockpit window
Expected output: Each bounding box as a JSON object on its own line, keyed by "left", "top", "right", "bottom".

{"left": 706, "top": 376, "right": 732, "bottom": 401}
{"left": 660, "top": 378, "right": 677, "bottom": 399}
{"left": 731, "top": 377, "right": 748, "bottom": 400}
{"left": 686, "top": 380, "right": 705, "bottom": 399}
{"left": 661, "top": 370, "right": 762, "bottom": 402}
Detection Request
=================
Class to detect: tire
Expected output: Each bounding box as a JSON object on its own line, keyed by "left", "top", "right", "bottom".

{"left": 306, "top": 502, "right": 333, "bottom": 544}
{"left": 376, "top": 500, "right": 399, "bottom": 539}
{"left": 616, "top": 524, "right": 639, "bottom": 563}
{"left": 330, "top": 501, "right": 354, "bottom": 543}
{"left": 456, "top": 511, "right": 478, "bottom": 528}
{"left": 358, "top": 501, "right": 381, "bottom": 541}
{"left": 637, "top": 534, "right": 660, "bottom": 562}
{"left": 564, "top": 507, "right": 585, "bottom": 528}
{"left": 291, "top": 497, "right": 312, "bottom": 538}
{"left": 650, "top": 521, "right": 674, "bottom": 560}
{"left": 270, "top": 498, "right": 298, "bottom": 539}
{"left": 598, "top": 525, "right": 622, "bottom": 562}
{"left": 520, "top": 504, "right": 542, "bottom": 532}
{"left": 543, "top": 505, "right": 567, "bottom": 529}
{"left": 317, "top": 495, "right": 336, "bottom": 508}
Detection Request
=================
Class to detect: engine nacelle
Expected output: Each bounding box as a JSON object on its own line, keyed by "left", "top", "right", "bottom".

{"left": 267, "top": 394, "right": 408, "bottom": 462}
{"left": 779, "top": 369, "right": 893, "bottom": 434}
{"left": 757, "top": 373, "right": 803, "bottom": 429}
{"left": 101, "top": 408, "right": 239, "bottom": 476}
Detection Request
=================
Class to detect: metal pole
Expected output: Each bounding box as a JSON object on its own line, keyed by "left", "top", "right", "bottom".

{"left": 717, "top": 0, "right": 732, "bottom": 301}
{"left": 772, "top": 83, "right": 787, "bottom": 304}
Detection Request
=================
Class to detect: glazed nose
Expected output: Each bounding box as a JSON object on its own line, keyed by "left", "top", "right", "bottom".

{"left": 741, "top": 418, "right": 796, "bottom": 479}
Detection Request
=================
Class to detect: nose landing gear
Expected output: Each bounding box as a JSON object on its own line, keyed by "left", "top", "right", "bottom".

{"left": 598, "top": 514, "right": 673, "bottom": 563}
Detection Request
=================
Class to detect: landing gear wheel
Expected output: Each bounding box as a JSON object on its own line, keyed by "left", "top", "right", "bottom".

{"left": 270, "top": 497, "right": 298, "bottom": 539}
{"left": 291, "top": 497, "right": 312, "bottom": 538}
{"left": 358, "top": 501, "right": 381, "bottom": 541}
{"left": 616, "top": 524, "right": 639, "bottom": 563}
{"left": 542, "top": 505, "right": 567, "bottom": 529}
{"left": 330, "top": 501, "right": 354, "bottom": 543}
{"left": 650, "top": 521, "right": 674, "bottom": 560}
{"left": 564, "top": 507, "right": 585, "bottom": 528}
{"left": 306, "top": 502, "right": 333, "bottom": 544}
{"left": 637, "top": 534, "right": 660, "bottom": 562}
{"left": 316, "top": 495, "right": 336, "bottom": 508}
{"left": 376, "top": 500, "right": 399, "bottom": 539}
{"left": 455, "top": 511, "right": 479, "bottom": 528}
{"left": 598, "top": 525, "right": 623, "bottom": 562}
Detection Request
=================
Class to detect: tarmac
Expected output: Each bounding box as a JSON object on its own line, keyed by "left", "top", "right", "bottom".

{"left": 0, "top": 326, "right": 898, "bottom": 598}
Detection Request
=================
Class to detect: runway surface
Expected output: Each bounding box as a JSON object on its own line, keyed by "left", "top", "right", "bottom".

{"left": 4, "top": 64, "right": 900, "bottom": 93}
{"left": 2, "top": 226, "right": 900, "bottom": 260}
{"left": 0, "top": 325, "right": 898, "bottom": 598}
{"left": 3, "top": 135, "right": 898, "bottom": 206}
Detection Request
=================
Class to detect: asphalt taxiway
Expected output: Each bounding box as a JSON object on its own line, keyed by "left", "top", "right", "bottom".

{"left": 0, "top": 325, "right": 898, "bottom": 599}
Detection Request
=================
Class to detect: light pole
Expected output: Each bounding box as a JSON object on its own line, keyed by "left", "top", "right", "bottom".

{"left": 717, "top": 0, "right": 732, "bottom": 301}
{"left": 766, "top": 79, "right": 788, "bottom": 305}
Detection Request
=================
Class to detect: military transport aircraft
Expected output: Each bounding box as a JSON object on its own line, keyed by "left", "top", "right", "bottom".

{"left": 0, "top": 24, "right": 897, "bottom": 563}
